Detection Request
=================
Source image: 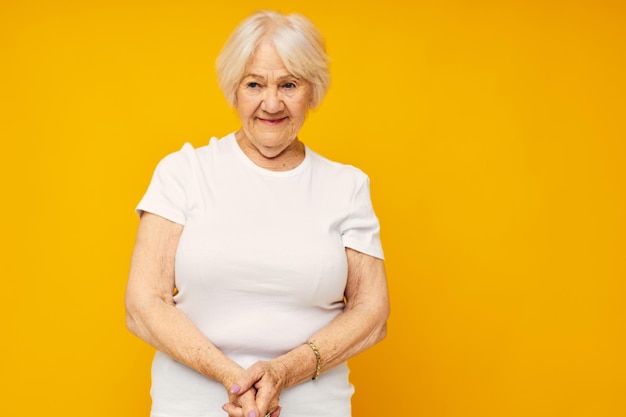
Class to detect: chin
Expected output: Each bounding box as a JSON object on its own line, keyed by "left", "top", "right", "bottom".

{"left": 258, "top": 142, "right": 291, "bottom": 157}
{"left": 255, "top": 134, "right": 293, "bottom": 149}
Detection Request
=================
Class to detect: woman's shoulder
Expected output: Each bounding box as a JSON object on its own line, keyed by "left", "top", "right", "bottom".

{"left": 156, "top": 133, "right": 233, "bottom": 169}
{"left": 306, "top": 147, "right": 370, "bottom": 183}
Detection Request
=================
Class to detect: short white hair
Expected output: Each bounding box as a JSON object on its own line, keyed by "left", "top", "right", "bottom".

{"left": 216, "top": 10, "right": 330, "bottom": 109}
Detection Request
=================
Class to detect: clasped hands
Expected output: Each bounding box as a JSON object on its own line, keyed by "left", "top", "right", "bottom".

{"left": 222, "top": 360, "right": 285, "bottom": 417}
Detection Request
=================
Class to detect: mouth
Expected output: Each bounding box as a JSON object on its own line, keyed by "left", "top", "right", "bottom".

{"left": 258, "top": 117, "right": 288, "bottom": 125}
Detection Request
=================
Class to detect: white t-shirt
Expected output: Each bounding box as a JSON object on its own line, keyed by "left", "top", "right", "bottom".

{"left": 137, "top": 133, "right": 383, "bottom": 417}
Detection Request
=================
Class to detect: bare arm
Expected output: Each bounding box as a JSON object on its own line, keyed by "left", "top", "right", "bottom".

{"left": 278, "top": 247, "right": 389, "bottom": 383}
{"left": 226, "top": 247, "right": 390, "bottom": 414}
{"left": 124, "top": 212, "right": 254, "bottom": 395}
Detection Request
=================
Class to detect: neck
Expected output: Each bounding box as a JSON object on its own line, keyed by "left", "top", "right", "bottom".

{"left": 235, "top": 131, "right": 306, "bottom": 171}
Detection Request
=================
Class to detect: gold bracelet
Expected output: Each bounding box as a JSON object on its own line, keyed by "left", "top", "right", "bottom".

{"left": 306, "top": 341, "right": 322, "bottom": 380}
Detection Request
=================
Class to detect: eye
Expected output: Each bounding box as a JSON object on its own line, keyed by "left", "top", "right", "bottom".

{"left": 282, "top": 82, "right": 296, "bottom": 89}
{"left": 246, "top": 82, "right": 260, "bottom": 88}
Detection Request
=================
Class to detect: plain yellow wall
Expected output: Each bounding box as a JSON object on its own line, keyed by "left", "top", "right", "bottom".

{"left": 1, "top": 1, "right": 625, "bottom": 416}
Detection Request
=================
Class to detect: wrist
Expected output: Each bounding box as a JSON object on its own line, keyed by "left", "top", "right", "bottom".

{"left": 305, "top": 341, "right": 322, "bottom": 380}
{"left": 272, "top": 342, "right": 322, "bottom": 388}
{"left": 215, "top": 363, "right": 245, "bottom": 388}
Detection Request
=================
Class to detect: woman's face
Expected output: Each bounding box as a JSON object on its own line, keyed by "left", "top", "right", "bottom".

{"left": 235, "top": 42, "right": 312, "bottom": 159}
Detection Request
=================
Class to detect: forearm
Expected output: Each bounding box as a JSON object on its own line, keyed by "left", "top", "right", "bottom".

{"left": 273, "top": 302, "right": 388, "bottom": 388}
{"left": 312, "top": 302, "right": 388, "bottom": 369}
{"left": 126, "top": 297, "right": 243, "bottom": 385}
{"left": 272, "top": 249, "right": 389, "bottom": 387}
{"left": 126, "top": 213, "right": 244, "bottom": 385}
{"left": 126, "top": 298, "right": 242, "bottom": 384}
{"left": 226, "top": 250, "right": 389, "bottom": 416}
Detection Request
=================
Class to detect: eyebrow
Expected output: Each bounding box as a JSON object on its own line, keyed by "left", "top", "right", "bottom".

{"left": 244, "top": 73, "right": 300, "bottom": 82}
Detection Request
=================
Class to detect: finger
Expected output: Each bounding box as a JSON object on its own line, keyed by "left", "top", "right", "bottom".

{"left": 229, "top": 364, "right": 264, "bottom": 395}
{"left": 270, "top": 406, "right": 282, "bottom": 417}
{"left": 239, "top": 388, "right": 260, "bottom": 417}
{"left": 253, "top": 382, "right": 279, "bottom": 416}
{"left": 221, "top": 402, "right": 244, "bottom": 417}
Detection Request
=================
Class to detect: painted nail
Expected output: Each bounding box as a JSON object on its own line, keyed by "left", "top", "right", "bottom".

{"left": 229, "top": 384, "right": 241, "bottom": 394}
{"left": 248, "top": 411, "right": 257, "bottom": 417}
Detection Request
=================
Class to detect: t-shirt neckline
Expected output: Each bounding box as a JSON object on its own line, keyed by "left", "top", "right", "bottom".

{"left": 226, "top": 132, "right": 311, "bottom": 178}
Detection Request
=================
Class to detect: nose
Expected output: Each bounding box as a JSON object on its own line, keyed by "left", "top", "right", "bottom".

{"left": 260, "top": 87, "right": 284, "bottom": 113}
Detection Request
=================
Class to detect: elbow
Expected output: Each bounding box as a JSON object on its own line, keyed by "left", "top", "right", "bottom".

{"left": 361, "top": 303, "right": 389, "bottom": 347}
{"left": 379, "top": 321, "right": 388, "bottom": 341}
{"left": 125, "top": 309, "right": 139, "bottom": 336}
{"left": 124, "top": 294, "right": 143, "bottom": 337}
{"left": 374, "top": 303, "right": 390, "bottom": 343}
{"left": 374, "top": 318, "right": 388, "bottom": 345}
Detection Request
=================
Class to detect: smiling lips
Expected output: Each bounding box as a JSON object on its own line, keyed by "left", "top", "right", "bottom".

{"left": 258, "top": 117, "right": 287, "bottom": 125}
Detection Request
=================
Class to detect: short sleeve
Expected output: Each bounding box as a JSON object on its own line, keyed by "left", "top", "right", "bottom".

{"left": 135, "top": 145, "right": 193, "bottom": 225}
{"left": 341, "top": 175, "right": 384, "bottom": 260}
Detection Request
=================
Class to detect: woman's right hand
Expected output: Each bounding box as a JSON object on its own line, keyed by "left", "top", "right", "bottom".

{"left": 222, "top": 384, "right": 282, "bottom": 417}
{"left": 221, "top": 385, "right": 257, "bottom": 417}
{"left": 224, "top": 360, "right": 286, "bottom": 417}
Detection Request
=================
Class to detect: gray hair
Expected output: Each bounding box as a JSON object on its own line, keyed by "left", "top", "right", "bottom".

{"left": 216, "top": 10, "right": 330, "bottom": 109}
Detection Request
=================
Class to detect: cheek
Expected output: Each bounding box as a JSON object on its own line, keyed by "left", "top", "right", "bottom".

{"left": 289, "top": 99, "right": 310, "bottom": 121}
{"left": 236, "top": 100, "right": 255, "bottom": 120}
{"left": 235, "top": 92, "right": 257, "bottom": 115}
{"left": 295, "top": 105, "right": 310, "bottom": 122}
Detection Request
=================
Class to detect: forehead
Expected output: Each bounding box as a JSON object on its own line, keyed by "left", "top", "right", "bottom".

{"left": 245, "top": 42, "right": 290, "bottom": 75}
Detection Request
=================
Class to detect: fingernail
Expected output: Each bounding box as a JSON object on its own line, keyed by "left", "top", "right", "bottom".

{"left": 229, "top": 384, "right": 241, "bottom": 394}
{"left": 248, "top": 412, "right": 257, "bottom": 417}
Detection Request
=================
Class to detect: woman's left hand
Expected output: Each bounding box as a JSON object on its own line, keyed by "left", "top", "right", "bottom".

{"left": 222, "top": 387, "right": 263, "bottom": 417}
{"left": 224, "top": 360, "right": 285, "bottom": 417}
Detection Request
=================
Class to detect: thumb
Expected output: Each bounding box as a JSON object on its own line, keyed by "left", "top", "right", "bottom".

{"left": 229, "top": 366, "right": 263, "bottom": 395}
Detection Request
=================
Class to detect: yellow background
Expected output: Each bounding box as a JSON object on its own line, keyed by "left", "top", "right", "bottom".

{"left": 1, "top": 0, "right": 625, "bottom": 416}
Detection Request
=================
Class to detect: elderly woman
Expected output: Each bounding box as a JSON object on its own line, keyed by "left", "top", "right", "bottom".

{"left": 125, "top": 10, "right": 389, "bottom": 417}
